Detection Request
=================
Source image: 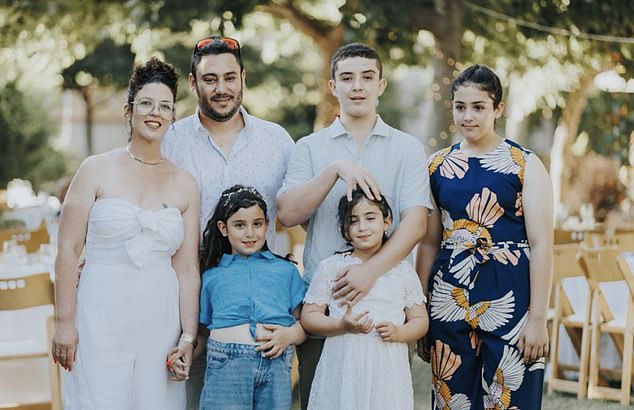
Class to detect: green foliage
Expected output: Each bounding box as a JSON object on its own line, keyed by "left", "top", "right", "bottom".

{"left": 0, "top": 83, "right": 67, "bottom": 190}
{"left": 465, "top": 0, "right": 634, "bottom": 73}
{"left": 62, "top": 38, "right": 135, "bottom": 90}
{"left": 580, "top": 91, "right": 634, "bottom": 165}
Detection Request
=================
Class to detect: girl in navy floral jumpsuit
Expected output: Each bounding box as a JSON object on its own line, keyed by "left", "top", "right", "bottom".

{"left": 417, "top": 65, "right": 554, "bottom": 410}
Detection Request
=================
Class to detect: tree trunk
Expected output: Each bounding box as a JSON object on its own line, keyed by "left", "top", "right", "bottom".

{"left": 549, "top": 71, "right": 595, "bottom": 214}
{"left": 80, "top": 87, "right": 94, "bottom": 156}
{"left": 425, "top": 0, "right": 463, "bottom": 153}
{"left": 257, "top": 2, "right": 343, "bottom": 131}
{"left": 314, "top": 40, "right": 343, "bottom": 130}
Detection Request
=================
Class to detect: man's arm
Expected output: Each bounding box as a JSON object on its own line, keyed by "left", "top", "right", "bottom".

{"left": 277, "top": 158, "right": 381, "bottom": 227}
{"left": 332, "top": 136, "right": 432, "bottom": 303}
{"left": 333, "top": 206, "right": 427, "bottom": 303}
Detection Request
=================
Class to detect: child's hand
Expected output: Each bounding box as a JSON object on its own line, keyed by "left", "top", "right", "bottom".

{"left": 375, "top": 321, "right": 401, "bottom": 342}
{"left": 341, "top": 301, "right": 374, "bottom": 334}
{"left": 255, "top": 324, "right": 294, "bottom": 359}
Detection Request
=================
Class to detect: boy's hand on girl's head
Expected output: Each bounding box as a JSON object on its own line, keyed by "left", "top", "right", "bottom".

{"left": 341, "top": 301, "right": 374, "bottom": 334}
{"left": 375, "top": 321, "right": 400, "bottom": 342}
{"left": 255, "top": 324, "right": 293, "bottom": 359}
{"left": 333, "top": 160, "right": 381, "bottom": 201}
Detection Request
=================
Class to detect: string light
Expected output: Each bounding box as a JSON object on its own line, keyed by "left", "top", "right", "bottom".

{"left": 465, "top": 1, "right": 634, "bottom": 44}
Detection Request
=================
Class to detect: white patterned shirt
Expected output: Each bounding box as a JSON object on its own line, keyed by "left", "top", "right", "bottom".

{"left": 162, "top": 106, "right": 294, "bottom": 241}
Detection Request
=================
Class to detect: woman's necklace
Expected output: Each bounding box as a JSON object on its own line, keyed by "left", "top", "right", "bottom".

{"left": 126, "top": 145, "right": 164, "bottom": 166}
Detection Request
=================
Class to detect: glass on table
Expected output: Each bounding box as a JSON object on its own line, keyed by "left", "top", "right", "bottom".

{"left": 37, "top": 243, "right": 56, "bottom": 267}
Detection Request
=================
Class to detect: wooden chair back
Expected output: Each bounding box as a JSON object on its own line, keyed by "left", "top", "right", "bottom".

{"left": 548, "top": 243, "right": 593, "bottom": 398}
{"left": 584, "top": 232, "right": 634, "bottom": 251}
{"left": 0, "top": 272, "right": 54, "bottom": 310}
{"left": 579, "top": 246, "right": 634, "bottom": 405}
{"left": 555, "top": 229, "right": 585, "bottom": 244}
{"left": 0, "top": 222, "right": 49, "bottom": 254}
{"left": 0, "top": 272, "right": 61, "bottom": 410}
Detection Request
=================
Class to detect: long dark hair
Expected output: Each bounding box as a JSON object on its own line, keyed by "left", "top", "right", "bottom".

{"left": 199, "top": 185, "right": 293, "bottom": 272}
{"left": 337, "top": 189, "right": 393, "bottom": 250}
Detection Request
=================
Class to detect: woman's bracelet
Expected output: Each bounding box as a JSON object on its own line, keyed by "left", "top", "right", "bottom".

{"left": 179, "top": 332, "right": 196, "bottom": 347}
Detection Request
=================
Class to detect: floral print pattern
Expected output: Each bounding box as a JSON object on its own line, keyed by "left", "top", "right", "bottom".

{"left": 427, "top": 139, "right": 544, "bottom": 409}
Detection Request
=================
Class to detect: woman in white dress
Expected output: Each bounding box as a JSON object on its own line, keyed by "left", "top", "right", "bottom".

{"left": 301, "top": 190, "right": 429, "bottom": 410}
{"left": 51, "top": 57, "right": 200, "bottom": 409}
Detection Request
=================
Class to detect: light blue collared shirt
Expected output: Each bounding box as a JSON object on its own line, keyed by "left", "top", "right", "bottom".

{"left": 278, "top": 116, "right": 433, "bottom": 283}
{"left": 199, "top": 251, "right": 306, "bottom": 339}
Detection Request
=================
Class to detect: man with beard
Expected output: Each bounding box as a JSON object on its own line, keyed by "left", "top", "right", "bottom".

{"left": 162, "top": 36, "right": 295, "bottom": 409}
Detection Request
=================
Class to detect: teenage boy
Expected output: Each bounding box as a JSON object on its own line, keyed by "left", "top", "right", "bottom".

{"left": 277, "top": 42, "right": 432, "bottom": 409}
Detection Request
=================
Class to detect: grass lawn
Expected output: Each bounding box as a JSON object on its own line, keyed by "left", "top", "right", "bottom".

{"left": 293, "top": 356, "right": 633, "bottom": 409}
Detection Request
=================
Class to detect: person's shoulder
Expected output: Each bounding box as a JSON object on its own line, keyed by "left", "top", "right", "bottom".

{"left": 174, "top": 166, "right": 199, "bottom": 191}
{"left": 270, "top": 256, "right": 301, "bottom": 274}
{"left": 295, "top": 126, "right": 331, "bottom": 147}
{"left": 379, "top": 121, "right": 424, "bottom": 151}
{"left": 394, "top": 259, "right": 417, "bottom": 274}
{"left": 173, "top": 113, "right": 198, "bottom": 129}
{"left": 79, "top": 148, "right": 122, "bottom": 173}
{"left": 163, "top": 114, "right": 198, "bottom": 149}
{"left": 246, "top": 113, "right": 293, "bottom": 140}
{"left": 389, "top": 127, "right": 423, "bottom": 147}
{"left": 504, "top": 138, "right": 532, "bottom": 156}
{"left": 161, "top": 159, "right": 199, "bottom": 193}
{"left": 319, "top": 253, "right": 350, "bottom": 269}
{"left": 201, "top": 265, "right": 224, "bottom": 281}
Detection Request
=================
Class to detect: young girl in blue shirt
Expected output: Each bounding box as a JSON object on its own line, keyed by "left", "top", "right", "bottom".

{"left": 196, "top": 185, "right": 307, "bottom": 409}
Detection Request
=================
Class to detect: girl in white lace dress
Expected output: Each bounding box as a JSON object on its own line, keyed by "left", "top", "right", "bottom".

{"left": 301, "top": 189, "right": 429, "bottom": 410}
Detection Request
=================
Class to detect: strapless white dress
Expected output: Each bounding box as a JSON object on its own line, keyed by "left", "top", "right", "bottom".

{"left": 63, "top": 198, "right": 186, "bottom": 410}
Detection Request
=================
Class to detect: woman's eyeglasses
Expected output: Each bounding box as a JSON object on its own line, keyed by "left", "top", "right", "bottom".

{"left": 194, "top": 37, "right": 240, "bottom": 53}
{"left": 131, "top": 98, "right": 174, "bottom": 119}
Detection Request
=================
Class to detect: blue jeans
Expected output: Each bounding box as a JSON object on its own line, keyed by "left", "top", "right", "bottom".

{"left": 200, "top": 339, "right": 294, "bottom": 410}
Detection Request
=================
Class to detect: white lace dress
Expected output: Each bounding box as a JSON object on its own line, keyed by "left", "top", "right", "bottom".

{"left": 63, "top": 198, "right": 186, "bottom": 410}
{"left": 305, "top": 253, "right": 426, "bottom": 410}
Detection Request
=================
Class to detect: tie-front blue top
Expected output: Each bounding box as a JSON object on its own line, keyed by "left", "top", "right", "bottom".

{"left": 199, "top": 251, "right": 307, "bottom": 339}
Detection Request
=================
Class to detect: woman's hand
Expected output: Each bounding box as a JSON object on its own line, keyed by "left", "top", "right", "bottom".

{"left": 51, "top": 321, "right": 79, "bottom": 371}
{"left": 166, "top": 341, "right": 194, "bottom": 381}
{"left": 341, "top": 301, "right": 374, "bottom": 334}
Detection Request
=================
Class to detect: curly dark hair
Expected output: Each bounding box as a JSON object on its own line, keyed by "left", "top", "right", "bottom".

{"left": 127, "top": 56, "right": 178, "bottom": 104}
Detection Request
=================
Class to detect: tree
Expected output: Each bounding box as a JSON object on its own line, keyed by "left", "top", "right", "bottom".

{"left": 62, "top": 39, "right": 135, "bottom": 154}
{"left": 0, "top": 82, "right": 67, "bottom": 189}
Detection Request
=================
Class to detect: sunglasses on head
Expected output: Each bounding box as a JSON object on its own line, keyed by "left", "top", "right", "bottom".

{"left": 194, "top": 37, "right": 240, "bottom": 53}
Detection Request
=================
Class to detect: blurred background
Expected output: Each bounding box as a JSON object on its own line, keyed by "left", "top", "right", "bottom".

{"left": 1, "top": 1, "right": 633, "bottom": 409}
{"left": 0, "top": 0, "right": 632, "bottom": 228}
